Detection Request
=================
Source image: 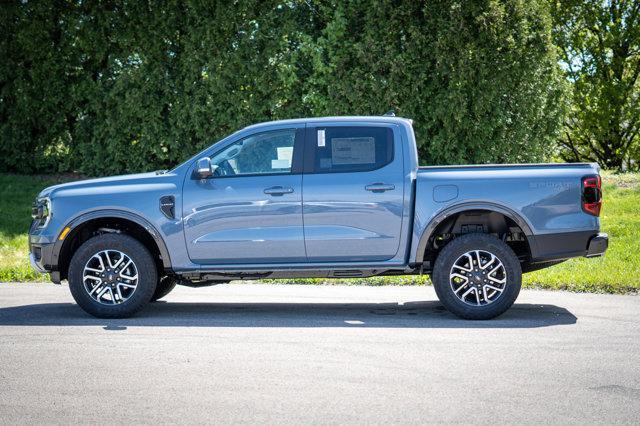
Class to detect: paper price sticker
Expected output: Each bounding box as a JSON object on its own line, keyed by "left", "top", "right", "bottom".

{"left": 318, "top": 129, "right": 326, "bottom": 147}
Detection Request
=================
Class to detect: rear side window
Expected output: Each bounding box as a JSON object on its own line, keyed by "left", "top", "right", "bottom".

{"left": 312, "top": 126, "right": 394, "bottom": 173}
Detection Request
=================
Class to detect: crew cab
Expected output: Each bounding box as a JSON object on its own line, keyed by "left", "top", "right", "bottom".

{"left": 29, "top": 116, "right": 608, "bottom": 319}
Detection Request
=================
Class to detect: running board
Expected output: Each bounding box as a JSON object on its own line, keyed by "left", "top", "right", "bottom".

{"left": 177, "top": 266, "right": 419, "bottom": 282}
{"left": 331, "top": 270, "right": 365, "bottom": 278}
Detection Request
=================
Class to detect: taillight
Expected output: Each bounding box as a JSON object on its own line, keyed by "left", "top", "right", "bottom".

{"left": 582, "top": 175, "right": 602, "bottom": 216}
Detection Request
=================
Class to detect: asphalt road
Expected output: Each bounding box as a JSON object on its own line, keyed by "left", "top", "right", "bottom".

{"left": 1, "top": 282, "right": 639, "bottom": 424}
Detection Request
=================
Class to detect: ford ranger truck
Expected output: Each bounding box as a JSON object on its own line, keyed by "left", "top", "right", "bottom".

{"left": 28, "top": 116, "right": 608, "bottom": 319}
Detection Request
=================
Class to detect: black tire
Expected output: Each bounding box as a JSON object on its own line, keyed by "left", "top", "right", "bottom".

{"left": 151, "top": 276, "right": 177, "bottom": 302}
{"left": 68, "top": 234, "right": 157, "bottom": 318}
{"left": 432, "top": 233, "right": 522, "bottom": 320}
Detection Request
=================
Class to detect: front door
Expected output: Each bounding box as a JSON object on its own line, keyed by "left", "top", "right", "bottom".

{"left": 182, "top": 127, "right": 306, "bottom": 264}
{"left": 302, "top": 124, "right": 405, "bottom": 262}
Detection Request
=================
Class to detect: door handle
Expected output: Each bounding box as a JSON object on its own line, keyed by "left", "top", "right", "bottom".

{"left": 365, "top": 183, "right": 395, "bottom": 193}
{"left": 264, "top": 186, "right": 294, "bottom": 196}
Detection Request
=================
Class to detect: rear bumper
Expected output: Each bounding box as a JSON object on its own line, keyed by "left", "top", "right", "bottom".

{"left": 585, "top": 232, "right": 608, "bottom": 258}
{"left": 530, "top": 230, "right": 608, "bottom": 262}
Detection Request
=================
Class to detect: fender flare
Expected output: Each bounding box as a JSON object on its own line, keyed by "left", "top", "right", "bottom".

{"left": 414, "top": 202, "right": 535, "bottom": 263}
{"left": 54, "top": 209, "right": 172, "bottom": 270}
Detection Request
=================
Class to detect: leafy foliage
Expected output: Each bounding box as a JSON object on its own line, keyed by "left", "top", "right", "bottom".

{"left": 1, "top": 1, "right": 564, "bottom": 175}
{"left": 552, "top": 0, "right": 640, "bottom": 170}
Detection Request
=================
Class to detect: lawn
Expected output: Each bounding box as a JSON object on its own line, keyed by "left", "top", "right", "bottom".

{"left": 524, "top": 172, "right": 640, "bottom": 293}
{"left": 0, "top": 174, "right": 71, "bottom": 281}
{"left": 1, "top": 172, "right": 638, "bottom": 293}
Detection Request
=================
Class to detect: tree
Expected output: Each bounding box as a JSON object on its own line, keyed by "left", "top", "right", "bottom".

{"left": 1, "top": 0, "right": 565, "bottom": 175}
{"left": 302, "top": 0, "right": 566, "bottom": 166}
{"left": 0, "top": 1, "right": 78, "bottom": 173}
{"left": 552, "top": 0, "right": 640, "bottom": 170}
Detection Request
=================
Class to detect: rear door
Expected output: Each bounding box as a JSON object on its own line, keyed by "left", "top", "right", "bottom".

{"left": 302, "top": 123, "right": 405, "bottom": 262}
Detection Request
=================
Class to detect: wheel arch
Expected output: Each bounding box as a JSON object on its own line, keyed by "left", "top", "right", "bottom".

{"left": 414, "top": 202, "right": 535, "bottom": 264}
{"left": 55, "top": 210, "right": 172, "bottom": 282}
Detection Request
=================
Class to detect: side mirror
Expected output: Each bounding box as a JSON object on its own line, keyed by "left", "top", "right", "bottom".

{"left": 196, "top": 157, "right": 214, "bottom": 179}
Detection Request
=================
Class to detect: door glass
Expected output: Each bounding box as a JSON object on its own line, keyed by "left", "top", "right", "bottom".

{"left": 211, "top": 129, "right": 296, "bottom": 177}
{"left": 313, "top": 127, "right": 393, "bottom": 173}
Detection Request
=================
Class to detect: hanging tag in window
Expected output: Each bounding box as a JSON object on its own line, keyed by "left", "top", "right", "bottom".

{"left": 318, "top": 129, "right": 325, "bottom": 147}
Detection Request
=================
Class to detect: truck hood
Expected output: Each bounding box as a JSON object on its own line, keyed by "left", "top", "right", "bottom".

{"left": 38, "top": 171, "right": 168, "bottom": 199}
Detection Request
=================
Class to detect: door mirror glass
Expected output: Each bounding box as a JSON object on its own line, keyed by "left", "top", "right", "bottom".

{"left": 196, "top": 157, "right": 214, "bottom": 179}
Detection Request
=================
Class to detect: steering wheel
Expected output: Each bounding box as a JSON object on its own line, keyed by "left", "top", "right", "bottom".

{"left": 214, "top": 159, "right": 236, "bottom": 176}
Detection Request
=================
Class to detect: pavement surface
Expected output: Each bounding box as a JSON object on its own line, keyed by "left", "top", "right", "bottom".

{"left": 0, "top": 282, "right": 639, "bottom": 424}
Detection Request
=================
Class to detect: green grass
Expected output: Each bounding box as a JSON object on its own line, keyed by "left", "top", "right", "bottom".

{"left": 1, "top": 172, "right": 638, "bottom": 293}
{"left": 523, "top": 172, "right": 640, "bottom": 293}
{"left": 0, "top": 174, "right": 74, "bottom": 281}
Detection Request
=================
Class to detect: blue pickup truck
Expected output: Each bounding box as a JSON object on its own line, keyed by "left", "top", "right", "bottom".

{"left": 29, "top": 116, "right": 608, "bottom": 319}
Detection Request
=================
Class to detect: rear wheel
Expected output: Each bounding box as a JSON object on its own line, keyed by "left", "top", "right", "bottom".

{"left": 432, "top": 233, "right": 521, "bottom": 320}
{"left": 68, "top": 234, "right": 157, "bottom": 318}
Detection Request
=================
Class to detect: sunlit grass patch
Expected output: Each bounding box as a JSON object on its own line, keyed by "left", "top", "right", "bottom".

{"left": 1, "top": 172, "right": 638, "bottom": 293}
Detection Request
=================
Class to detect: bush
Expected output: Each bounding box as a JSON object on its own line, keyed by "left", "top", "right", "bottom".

{"left": 0, "top": 0, "right": 564, "bottom": 175}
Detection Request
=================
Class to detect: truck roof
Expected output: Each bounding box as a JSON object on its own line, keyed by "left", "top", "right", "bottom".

{"left": 242, "top": 116, "right": 413, "bottom": 131}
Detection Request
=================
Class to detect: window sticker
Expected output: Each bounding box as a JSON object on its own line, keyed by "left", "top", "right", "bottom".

{"left": 277, "top": 146, "right": 293, "bottom": 161}
{"left": 331, "top": 137, "right": 376, "bottom": 165}
{"left": 271, "top": 146, "right": 293, "bottom": 169}
{"left": 271, "top": 159, "right": 290, "bottom": 169}
{"left": 318, "top": 129, "right": 325, "bottom": 147}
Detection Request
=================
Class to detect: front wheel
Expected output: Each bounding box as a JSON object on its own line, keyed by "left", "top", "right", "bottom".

{"left": 432, "top": 233, "right": 522, "bottom": 320}
{"left": 151, "top": 276, "right": 177, "bottom": 302}
{"left": 68, "top": 234, "right": 157, "bottom": 318}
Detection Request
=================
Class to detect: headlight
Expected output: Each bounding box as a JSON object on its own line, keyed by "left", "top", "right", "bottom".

{"left": 31, "top": 198, "right": 51, "bottom": 228}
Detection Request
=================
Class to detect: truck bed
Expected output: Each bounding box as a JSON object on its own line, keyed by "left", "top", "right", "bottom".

{"left": 419, "top": 162, "right": 597, "bottom": 171}
{"left": 410, "top": 162, "right": 601, "bottom": 263}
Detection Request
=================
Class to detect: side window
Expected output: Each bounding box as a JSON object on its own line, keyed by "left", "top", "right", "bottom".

{"left": 211, "top": 129, "right": 296, "bottom": 177}
{"left": 313, "top": 126, "right": 393, "bottom": 173}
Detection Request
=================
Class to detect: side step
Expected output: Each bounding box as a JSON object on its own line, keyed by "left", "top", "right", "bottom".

{"left": 331, "top": 270, "right": 365, "bottom": 278}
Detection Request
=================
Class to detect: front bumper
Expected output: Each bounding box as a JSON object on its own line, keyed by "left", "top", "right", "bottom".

{"left": 28, "top": 244, "right": 62, "bottom": 283}
{"left": 28, "top": 223, "right": 62, "bottom": 283}
{"left": 586, "top": 232, "right": 608, "bottom": 258}
{"left": 29, "top": 252, "right": 48, "bottom": 273}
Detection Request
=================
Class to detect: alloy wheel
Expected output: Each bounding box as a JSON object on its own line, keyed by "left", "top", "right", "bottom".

{"left": 82, "top": 249, "right": 139, "bottom": 305}
{"left": 449, "top": 249, "right": 507, "bottom": 306}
